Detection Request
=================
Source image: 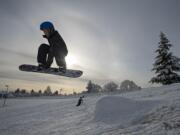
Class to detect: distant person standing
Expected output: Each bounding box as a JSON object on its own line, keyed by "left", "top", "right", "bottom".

{"left": 3, "top": 93, "right": 7, "bottom": 107}
{"left": 76, "top": 96, "right": 85, "bottom": 107}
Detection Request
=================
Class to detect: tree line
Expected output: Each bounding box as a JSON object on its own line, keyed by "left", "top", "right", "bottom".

{"left": 85, "top": 80, "right": 141, "bottom": 93}
{"left": 85, "top": 32, "right": 180, "bottom": 93}
{"left": 7, "top": 86, "right": 61, "bottom": 97}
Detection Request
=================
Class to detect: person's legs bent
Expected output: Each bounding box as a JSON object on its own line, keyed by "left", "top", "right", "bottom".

{"left": 37, "top": 44, "right": 50, "bottom": 65}
{"left": 55, "top": 54, "right": 67, "bottom": 70}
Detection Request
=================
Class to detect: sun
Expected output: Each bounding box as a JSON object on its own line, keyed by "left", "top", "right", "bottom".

{"left": 66, "top": 54, "right": 78, "bottom": 66}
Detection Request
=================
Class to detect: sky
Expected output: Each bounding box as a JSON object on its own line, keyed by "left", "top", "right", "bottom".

{"left": 0, "top": 0, "right": 180, "bottom": 93}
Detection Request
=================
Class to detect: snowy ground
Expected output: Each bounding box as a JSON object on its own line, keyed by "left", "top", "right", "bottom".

{"left": 1, "top": 83, "right": 180, "bottom": 135}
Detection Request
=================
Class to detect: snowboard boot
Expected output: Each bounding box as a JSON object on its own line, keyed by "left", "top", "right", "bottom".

{"left": 58, "top": 65, "right": 66, "bottom": 73}
{"left": 38, "top": 64, "right": 44, "bottom": 71}
{"left": 59, "top": 67, "right": 66, "bottom": 73}
{"left": 37, "top": 64, "right": 49, "bottom": 71}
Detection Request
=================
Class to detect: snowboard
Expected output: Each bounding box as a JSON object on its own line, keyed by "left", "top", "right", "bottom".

{"left": 19, "top": 64, "right": 83, "bottom": 78}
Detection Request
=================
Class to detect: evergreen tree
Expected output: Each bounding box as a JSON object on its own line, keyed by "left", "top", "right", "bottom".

{"left": 31, "top": 89, "right": 35, "bottom": 96}
{"left": 86, "top": 80, "right": 102, "bottom": 93}
{"left": 21, "top": 89, "right": 26, "bottom": 94}
{"left": 150, "top": 32, "right": 180, "bottom": 85}
{"left": 53, "top": 90, "right": 59, "bottom": 95}
{"left": 14, "top": 88, "right": 20, "bottom": 97}
{"left": 15, "top": 88, "right": 20, "bottom": 94}
{"left": 38, "top": 90, "right": 42, "bottom": 96}
{"left": 86, "top": 81, "right": 93, "bottom": 93}
{"left": 44, "top": 86, "right": 52, "bottom": 95}
{"left": 38, "top": 90, "right": 42, "bottom": 94}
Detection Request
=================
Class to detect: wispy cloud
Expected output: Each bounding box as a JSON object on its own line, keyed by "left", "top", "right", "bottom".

{"left": 0, "top": 47, "right": 35, "bottom": 60}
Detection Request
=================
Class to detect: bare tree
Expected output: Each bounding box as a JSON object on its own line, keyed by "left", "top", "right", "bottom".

{"left": 120, "top": 80, "right": 141, "bottom": 91}
{"left": 103, "top": 82, "right": 118, "bottom": 92}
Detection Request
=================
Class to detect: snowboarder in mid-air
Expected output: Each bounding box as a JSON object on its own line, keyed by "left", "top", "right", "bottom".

{"left": 37, "top": 21, "right": 68, "bottom": 72}
{"left": 19, "top": 21, "right": 83, "bottom": 78}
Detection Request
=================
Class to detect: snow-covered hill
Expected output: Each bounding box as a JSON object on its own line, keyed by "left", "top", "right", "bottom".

{"left": 0, "top": 83, "right": 180, "bottom": 135}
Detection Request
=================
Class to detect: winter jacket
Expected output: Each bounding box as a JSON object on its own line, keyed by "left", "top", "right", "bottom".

{"left": 44, "top": 31, "right": 68, "bottom": 66}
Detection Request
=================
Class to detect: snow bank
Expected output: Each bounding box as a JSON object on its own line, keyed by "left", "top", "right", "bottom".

{"left": 94, "top": 96, "right": 161, "bottom": 125}
{"left": 123, "top": 83, "right": 180, "bottom": 101}
{"left": 1, "top": 83, "right": 180, "bottom": 135}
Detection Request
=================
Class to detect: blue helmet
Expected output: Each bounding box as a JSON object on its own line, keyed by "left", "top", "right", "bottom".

{"left": 40, "top": 21, "right": 54, "bottom": 30}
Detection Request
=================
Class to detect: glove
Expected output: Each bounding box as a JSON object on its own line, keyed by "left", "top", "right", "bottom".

{"left": 42, "top": 35, "right": 48, "bottom": 38}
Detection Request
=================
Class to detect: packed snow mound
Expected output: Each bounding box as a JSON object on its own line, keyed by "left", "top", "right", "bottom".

{"left": 94, "top": 96, "right": 161, "bottom": 124}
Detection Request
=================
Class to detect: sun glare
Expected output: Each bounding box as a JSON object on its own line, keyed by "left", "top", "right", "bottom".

{"left": 66, "top": 54, "right": 78, "bottom": 66}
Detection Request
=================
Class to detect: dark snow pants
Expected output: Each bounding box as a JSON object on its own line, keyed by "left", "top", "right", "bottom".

{"left": 37, "top": 44, "right": 66, "bottom": 67}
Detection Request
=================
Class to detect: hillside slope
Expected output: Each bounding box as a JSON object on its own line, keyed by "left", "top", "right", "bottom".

{"left": 0, "top": 83, "right": 180, "bottom": 135}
